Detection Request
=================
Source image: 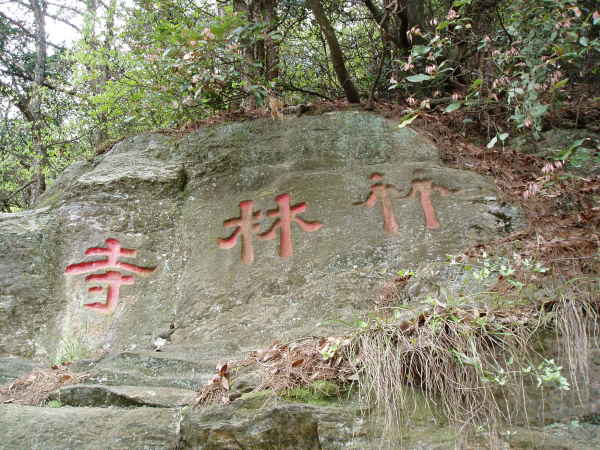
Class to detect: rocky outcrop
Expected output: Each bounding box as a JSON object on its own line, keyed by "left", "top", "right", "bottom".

{"left": 0, "top": 112, "right": 521, "bottom": 362}
{"left": 2, "top": 404, "right": 180, "bottom": 449}
{"left": 1, "top": 111, "right": 552, "bottom": 449}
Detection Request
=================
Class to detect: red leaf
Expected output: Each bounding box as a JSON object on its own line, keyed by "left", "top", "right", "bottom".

{"left": 221, "top": 376, "right": 230, "bottom": 391}
{"left": 216, "top": 363, "right": 229, "bottom": 377}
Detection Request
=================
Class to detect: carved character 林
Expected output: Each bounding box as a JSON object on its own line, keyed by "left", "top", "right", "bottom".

{"left": 258, "top": 193, "right": 324, "bottom": 258}
{"left": 217, "top": 200, "right": 263, "bottom": 264}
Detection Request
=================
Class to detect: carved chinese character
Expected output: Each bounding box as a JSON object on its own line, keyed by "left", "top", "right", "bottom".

{"left": 84, "top": 271, "right": 135, "bottom": 312}
{"left": 65, "top": 238, "right": 155, "bottom": 313}
{"left": 401, "top": 171, "right": 451, "bottom": 229}
{"left": 356, "top": 173, "right": 402, "bottom": 234}
{"left": 217, "top": 200, "right": 263, "bottom": 264}
{"left": 218, "top": 194, "right": 323, "bottom": 261}
{"left": 65, "top": 238, "right": 155, "bottom": 275}
{"left": 259, "top": 193, "right": 324, "bottom": 258}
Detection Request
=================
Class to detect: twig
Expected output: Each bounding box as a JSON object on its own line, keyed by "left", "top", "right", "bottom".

{"left": 366, "top": 45, "right": 388, "bottom": 109}
{"left": 3, "top": 181, "right": 33, "bottom": 202}
{"left": 496, "top": 9, "right": 513, "bottom": 45}
{"left": 281, "top": 83, "right": 333, "bottom": 101}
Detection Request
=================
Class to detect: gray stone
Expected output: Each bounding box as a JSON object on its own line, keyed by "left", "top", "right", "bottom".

{"left": 0, "top": 404, "right": 179, "bottom": 450}
{"left": 83, "top": 351, "right": 214, "bottom": 390}
{"left": 0, "top": 207, "right": 62, "bottom": 358}
{"left": 0, "top": 112, "right": 535, "bottom": 448}
{"left": 1, "top": 111, "right": 523, "bottom": 364}
{"left": 177, "top": 394, "right": 456, "bottom": 450}
{"left": 48, "top": 383, "right": 195, "bottom": 407}
{"left": 0, "top": 356, "right": 41, "bottom": 384}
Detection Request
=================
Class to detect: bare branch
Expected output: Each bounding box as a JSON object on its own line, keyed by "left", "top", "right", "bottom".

{"left": 3, "top": 181, "right": 33, "bottom": 201}
{"left": 0, "top": 11, "right": 67, "bottom": 50}
{"left": 45, "top": 11, "right": 82, "bottom": 32}
{"left": 0, "top": 55, "right": 78, "bottom": 97}
{"left": 281, "top": 82, "right": 333, "bottom": 101}
{"left": 46, "top": 0, "right": 84, "bottom": 15}
{"left": 0, "top": 10, "right": 33, "bottom": 36}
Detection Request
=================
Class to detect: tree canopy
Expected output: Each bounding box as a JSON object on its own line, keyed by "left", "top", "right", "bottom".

{"left": 1, "top": 0, "right": 599, "bottom": 210}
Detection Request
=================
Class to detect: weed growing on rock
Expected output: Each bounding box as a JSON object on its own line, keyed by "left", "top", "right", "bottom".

{"left": 281, "top": 380, "right": 344, "bottom": 406}
{"left": 191, "top": 251, "right": 598, "bottom": 447}
{"left": 51, "top": 335, "right": 91, "bottom": 366}
{"left": 352, "top": 304, "right": 532, "bottom": 435}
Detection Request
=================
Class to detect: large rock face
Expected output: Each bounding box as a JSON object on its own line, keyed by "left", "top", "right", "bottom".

{"left": 0, "top": 111, "right": 518, "bottom": 363}
{"left": 1, "top": 111, "right": 535, "bottom": 449}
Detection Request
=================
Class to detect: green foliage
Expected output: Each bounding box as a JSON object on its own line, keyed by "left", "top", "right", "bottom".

{"left": 51, "top": 335, "right": 90, "bottom": 366}
{"left": 281, "top": 380, "right": 343, "bottom": 405}
{"left": 393, "top": 0, "right": 599, "bottom": 138}
{"left": 46, "top": 400, "right": 63, "bottom": 408}
{"left": 2, "top": 0, "right": 599, "bottom": 209}
{"left": 524, "top": 359, "right": 571, "bottom": 391}
{"left": 70, "top": 1, "right": 259, "bottom": 132}
{"left": 463, "top": 252, "right": 549, "bottom": 291}
{"left": 461, "top": 353, "right": 572, "bottom": 391}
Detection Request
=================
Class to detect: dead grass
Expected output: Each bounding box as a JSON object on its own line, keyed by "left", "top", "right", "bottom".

{"left": 0, "top": 365, "right": 87, "bottom": 406}
{"left": 353, "top": 307, "right": 533, "bottom": 434}
{"left": 193, "top": 281, "right": 599, "bottom": 442}
{"left": 554, "top": 281, "right": 599, "bottom": 404}
{"left": 193, "top": 337, "right": 356, "bottom": 407}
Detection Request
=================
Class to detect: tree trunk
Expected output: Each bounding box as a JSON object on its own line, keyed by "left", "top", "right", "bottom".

{"left": 308, "top": 0, "right": 360, "bottom": 103}
{"left": 233, "top": 0, "right": 257, "bottom": 110}
{"left": 361, "top": 0, "right": 427, "bottom": 54}
{"left": 28, "top": 0, "right": 48, "bottom": 205}
{"left": 406, "top": 0, "right": 425, "bottom": 36}
{"left": 466, "top": 0, "right": 502, "bottom": 37}
{"left": 83, "top": 0, "right": 113, "bottom": 147}
{"left": 232, "top": 0, "right": 280, "bottom": 110}
{"left": 258, "top": 0, "right": 278, "bottom": 81}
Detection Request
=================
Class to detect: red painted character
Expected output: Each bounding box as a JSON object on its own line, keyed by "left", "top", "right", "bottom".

{"left": 259, "top": 193, "right": 323, "bottom": 258}
{"left": 217, "top": 200, "right": 263, "bottom": 264}
{"left": 401, "top": 175, "right": 451, "bottom": 230}
{"left": 356, "top": 173, "right": 402, "bottom": 234}
{"left": 65, "top": 238, "right": 155, "bottom": 275}
{"left": 84, "top": 271, "right": 134, "bottom": 312}
{"left": 65, "top": 238, "right": 155, "bottom": 312}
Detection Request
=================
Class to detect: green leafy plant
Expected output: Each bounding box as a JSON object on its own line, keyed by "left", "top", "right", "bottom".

{"left": 524, "top": 359, "right": 571, "bottom": 391}
{"left": 51, "top": 335, "right": 90, "bottom": 366}
{"left": 281, "top": 380, "right": 344, "bottom": 406}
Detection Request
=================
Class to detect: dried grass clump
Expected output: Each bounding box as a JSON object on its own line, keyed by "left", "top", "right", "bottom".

{"left": 193, "top": 337, "right": 356, "bottom": 407}
{"left": 554, "top": 283, "right": 599, "bottom": 404}
{"left": 193, "top": 363, "right": 234, "bottom": 407}
{"left": 351, "top": 279, "right": 600, "bottom": 440}
{"left": 0, "top": 365, "right": 87, "bottom": 405}
{"left": 191, "top": 281, "right": 599, "bottom": 449}
{"left": 352, "top": 305, "right": 534, "bottom": 435}
{"left": 248, "top": 337, "right": 355, "bottom": 392}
